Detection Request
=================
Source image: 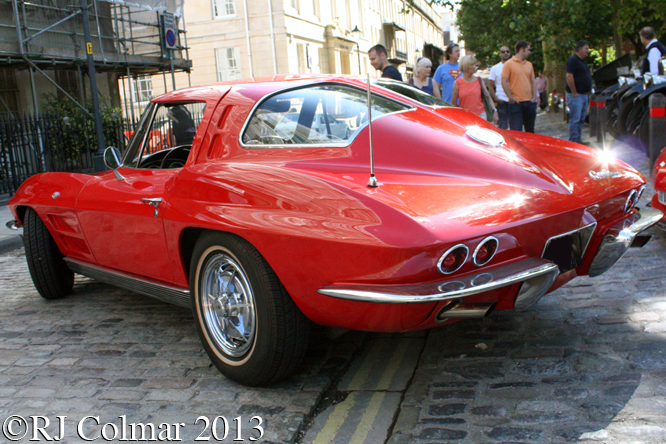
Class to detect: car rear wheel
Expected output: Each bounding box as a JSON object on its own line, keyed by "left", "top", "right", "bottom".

{"left": 24, "top": 208, "right": 74, "bottom": 299}
{"left": 190, "top": 232, "right": 310, "bottom": 386}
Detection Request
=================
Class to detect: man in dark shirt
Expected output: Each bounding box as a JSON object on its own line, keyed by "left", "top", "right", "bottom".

{"left": 566, "top": 40, "right": 592, "bottom": 144}
{"left": 368, "top": 44, "right": 403, "bottom": 82}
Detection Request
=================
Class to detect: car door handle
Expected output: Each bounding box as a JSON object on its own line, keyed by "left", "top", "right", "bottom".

{"left": 140, "top": 198, "right": 162, "bottom": 208}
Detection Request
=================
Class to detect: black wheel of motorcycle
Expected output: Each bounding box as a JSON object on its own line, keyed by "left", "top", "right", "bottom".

{"left": 604, "top": 99, "right": 620, "bottom": 139}
{"left": 626, "top": 101, "right": 646, "bottom": 136}
{"left": 617, "top": 94, "right": 638, "bottom": 135}
{"left": 24, "top": 208, "right": 74, "bottom": 299}
{"left": 638, "top": 108, "right": 651, "bottom": 148}
{"left": 190, "top": 231, "right": 310, "bottom": 386}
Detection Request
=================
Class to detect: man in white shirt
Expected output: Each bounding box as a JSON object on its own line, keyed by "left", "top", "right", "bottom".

{"left": 640, "top": 26, "right": 665, "bottom": 75}
{"left": 488, "top": 45, "right": 511, "bottom": 129}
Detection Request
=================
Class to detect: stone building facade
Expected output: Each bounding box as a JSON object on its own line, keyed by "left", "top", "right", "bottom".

{"left": 133, "top": 0, "right": 444, "bottom": 109}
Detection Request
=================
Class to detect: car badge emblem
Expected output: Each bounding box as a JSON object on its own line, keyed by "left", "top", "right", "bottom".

{"left": 589, "top": 169, "right": 622, "bottom": 179}
{"left": 465, "top": 127, "right": 506, "bottom": 147}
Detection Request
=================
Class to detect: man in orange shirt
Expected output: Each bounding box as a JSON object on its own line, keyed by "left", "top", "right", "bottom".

{"left": 501, "top": 41, "right": 537, "bottom": 132}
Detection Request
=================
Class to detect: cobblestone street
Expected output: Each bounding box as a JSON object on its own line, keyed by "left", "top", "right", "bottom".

{"left": 1, "top": 110, "right": 665, "bottom": 443}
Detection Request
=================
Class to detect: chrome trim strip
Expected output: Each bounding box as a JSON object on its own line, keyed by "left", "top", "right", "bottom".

{"left": 237, "top": 82, "right": 415, "bottom": 150}
{"left": 437, "top": 243, "right": 469, "bottom": 274}
{"left": 514, "top": 266, "right": 560, "bottom": 310}
{"left": 636, "top": 184, "right": 646, "bottom": 202}
{"left": 6, "top": 220, "right": 21, "bottom": 230}
{"left": 317, "top": 257, "right": 558, "bottom": 304}
{"left": 589, "top": 207, "right": 664, "bottom": 277}
{"left": 540, "top": 222, "right": 597, "bottom": 259}
{"left": 473, "top": 236, "right": 499, "bottom": 266}
{"left": 624, "top": 189, "right": 637, "bottom": 213}
{"left": 65, "top": 258, "right": 191, "bottom": 308}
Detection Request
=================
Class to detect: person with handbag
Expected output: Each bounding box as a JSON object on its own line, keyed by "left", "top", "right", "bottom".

{"left": 451, "top": 55, "right": 498, "bottom": 124}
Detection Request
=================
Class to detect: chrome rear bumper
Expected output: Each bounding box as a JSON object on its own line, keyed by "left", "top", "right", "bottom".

{"left": 317, "top": 257, "right": 559, "bottom": 305}
{"left": 589, "top": 207, "right": 663, "bottom": 277}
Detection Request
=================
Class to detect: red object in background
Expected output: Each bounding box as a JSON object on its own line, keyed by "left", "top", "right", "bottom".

{"left": 7, "top": 75, "right": 663, "bottom": 386}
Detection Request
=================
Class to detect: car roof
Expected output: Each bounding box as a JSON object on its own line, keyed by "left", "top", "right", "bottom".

{"left": 152, "top": 74, "right": 386, "bottom": 104}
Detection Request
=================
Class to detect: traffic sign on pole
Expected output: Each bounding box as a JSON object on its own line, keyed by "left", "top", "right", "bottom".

{"left": 162, "top": 12, "right": 177, "bottom": 49}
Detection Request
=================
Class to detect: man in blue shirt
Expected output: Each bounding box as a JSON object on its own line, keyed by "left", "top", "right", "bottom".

{"left": 433, "top": 43, "right": 461, "bottom": 103}
{"left": 565, "top": 40, "right": 592, "bottom": 144}
{"left": 369, "top": 45, "right": 403, "bottom": 82}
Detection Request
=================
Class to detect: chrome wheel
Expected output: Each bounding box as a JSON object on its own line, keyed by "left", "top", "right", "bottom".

{"left": 200, "top": 253, "right": 256, "bottom": 358}
{"left": 191, "top": 232, "right": 311, "bottom": 385}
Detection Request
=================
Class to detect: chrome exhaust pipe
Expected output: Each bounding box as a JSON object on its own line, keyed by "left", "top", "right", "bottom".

{"left": 436, "top": 299, "right": 497, "bottom": 320}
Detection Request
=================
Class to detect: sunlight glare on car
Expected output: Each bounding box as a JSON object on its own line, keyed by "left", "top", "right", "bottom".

{"left": 597, "top": 148, "right": 616, "bottom": 166}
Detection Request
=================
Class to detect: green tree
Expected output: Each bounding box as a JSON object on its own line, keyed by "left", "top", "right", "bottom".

{"left": 455, "top": 0, "right": 542, "bottom": 70}
{"left": 428, "top": 0, "right": 666, "bottom": 93}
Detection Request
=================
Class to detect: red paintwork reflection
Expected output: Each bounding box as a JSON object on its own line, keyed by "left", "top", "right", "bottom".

{"left": 653, "top": 148, "right": 666, "bottom": 220}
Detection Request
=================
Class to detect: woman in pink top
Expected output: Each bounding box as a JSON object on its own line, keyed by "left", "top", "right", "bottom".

{"left": 451, "top": 55, "right": 498, "bottom": 124}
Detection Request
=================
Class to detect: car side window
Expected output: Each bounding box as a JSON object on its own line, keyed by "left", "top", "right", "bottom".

{"left": 125, "top": 102, "right": 206, "bottom": 169}
{"left": 241, "top": 84, "right": 410, "bottom": 147}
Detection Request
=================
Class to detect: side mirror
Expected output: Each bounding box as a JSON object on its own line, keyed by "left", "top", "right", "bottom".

{"left": 103, "top": 147, "right": 125, "bottom": 181}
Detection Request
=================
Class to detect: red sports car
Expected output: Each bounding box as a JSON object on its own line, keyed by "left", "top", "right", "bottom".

{"left": 7, "top": 75, "right": 663, "bottom": 386}
{"left": 652, "top": 148, "right": 666, "bottom": 230}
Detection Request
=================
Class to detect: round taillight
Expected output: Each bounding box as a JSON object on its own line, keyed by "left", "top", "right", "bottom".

{"left": 438, "top": 244, "right": 469, "bottom": 274}
{"left": 473, "top": 236, "right": 499, "bottom": 266}
{"left": 442, "top": 255, "right": 456, "bottom": 268}
{"left": 623, "top": 189, "right": 638, "bottom": 213}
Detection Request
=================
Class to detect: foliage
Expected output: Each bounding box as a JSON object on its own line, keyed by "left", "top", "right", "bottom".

{"left": 455, "top": 0, "right": 542, "bottom": 70}
{"left": 429, "top": 0, "right": 665, "bottom": 75}
{"left": 42, "top": 93, "right": 125, "bottom": 158}
{"left": 613, "top": 0, "right": 666, "bottom": 56}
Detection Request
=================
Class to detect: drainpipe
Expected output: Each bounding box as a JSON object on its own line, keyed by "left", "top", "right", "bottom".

{"left": 267, "top": 0, "right": 276, "bottom": 74}
{"left": 243, "top": 0, "right": 254, "bottom": 77}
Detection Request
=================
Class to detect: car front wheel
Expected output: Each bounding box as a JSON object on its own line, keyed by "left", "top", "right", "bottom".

{"left": 23, "top": 207, "right": 74, "bottom": 299}
{"left": 190, "top": 232, "right": 310, "bottom": 386}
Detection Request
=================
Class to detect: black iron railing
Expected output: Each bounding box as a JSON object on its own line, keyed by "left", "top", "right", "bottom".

{"left": 0, "top": 113, "right": 136, "bottom": 196}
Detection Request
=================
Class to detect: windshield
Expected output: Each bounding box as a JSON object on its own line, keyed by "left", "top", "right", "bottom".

{"left": 372, "top": 79, "right": 454, "bottom": 107}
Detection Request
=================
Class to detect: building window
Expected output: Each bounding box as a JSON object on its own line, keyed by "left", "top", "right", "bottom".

{"left": 312, "top": 0, "right": 319, "bottom": 19}
{"left": 133, "top": 76, "right": 153, "bottom": 103}
{"left": 55, "top": 70, "right": 80, "bottom": 100}
{"left": 0, "top": 69, "right": 18, "bottom": 117}
{"left": 213, "top": 0, "right": 235, "bottom": 18}
{"left": 290, "top": 0, "right": 299, "bottom": 13}
{"left": 216, "top": 47, "right": 242, "bottom": 81}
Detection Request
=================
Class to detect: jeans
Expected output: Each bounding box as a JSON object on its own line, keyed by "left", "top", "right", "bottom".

{"left": 508, "top": 101, "right": 537, "bottom": 133}
{"left": 539, "top": 91, "right": 548, "bottom": 110}
{"left": 567, "top": 93, "right": 588, "bottom": 144}
{"left": 496, "top": 101, "right": 509, "bottom": 130}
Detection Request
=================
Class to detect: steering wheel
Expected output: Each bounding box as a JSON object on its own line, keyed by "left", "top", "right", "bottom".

{"left": 159, "top": 145, "right": 191, "bottom": 169}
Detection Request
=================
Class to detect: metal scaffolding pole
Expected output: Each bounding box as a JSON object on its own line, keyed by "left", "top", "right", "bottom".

{"left": 80, "top": 0, "right": 106, "bottom": 158}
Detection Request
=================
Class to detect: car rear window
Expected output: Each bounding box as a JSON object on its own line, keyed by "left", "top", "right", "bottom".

{"left": 241, "top": 84, "right": 411, "bottom": 147}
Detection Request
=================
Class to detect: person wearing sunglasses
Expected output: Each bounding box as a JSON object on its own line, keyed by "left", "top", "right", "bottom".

{"left": 488, "top": 46, "right": 511, "bottom": 129}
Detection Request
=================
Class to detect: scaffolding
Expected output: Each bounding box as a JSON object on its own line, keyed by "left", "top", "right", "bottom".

{"left": 0, "top": 0, "right": 191, "bottom": 116}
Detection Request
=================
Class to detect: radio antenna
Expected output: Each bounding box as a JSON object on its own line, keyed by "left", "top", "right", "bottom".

{"left": 366, "top": 73, "right": 378, "bottom": 187}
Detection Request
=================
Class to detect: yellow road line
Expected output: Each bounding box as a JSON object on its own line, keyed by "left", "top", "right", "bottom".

{"left": 313, "top": 392, "right": 357, "bottom": 444}
{"left": 345, "top": 341, "right": 385, "bottom": 390}
{"left": 376, "top": 339, "right": 411, "bottom": 390}
{"left": 348, "top": 392, "right": 386, "bottom": 444}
